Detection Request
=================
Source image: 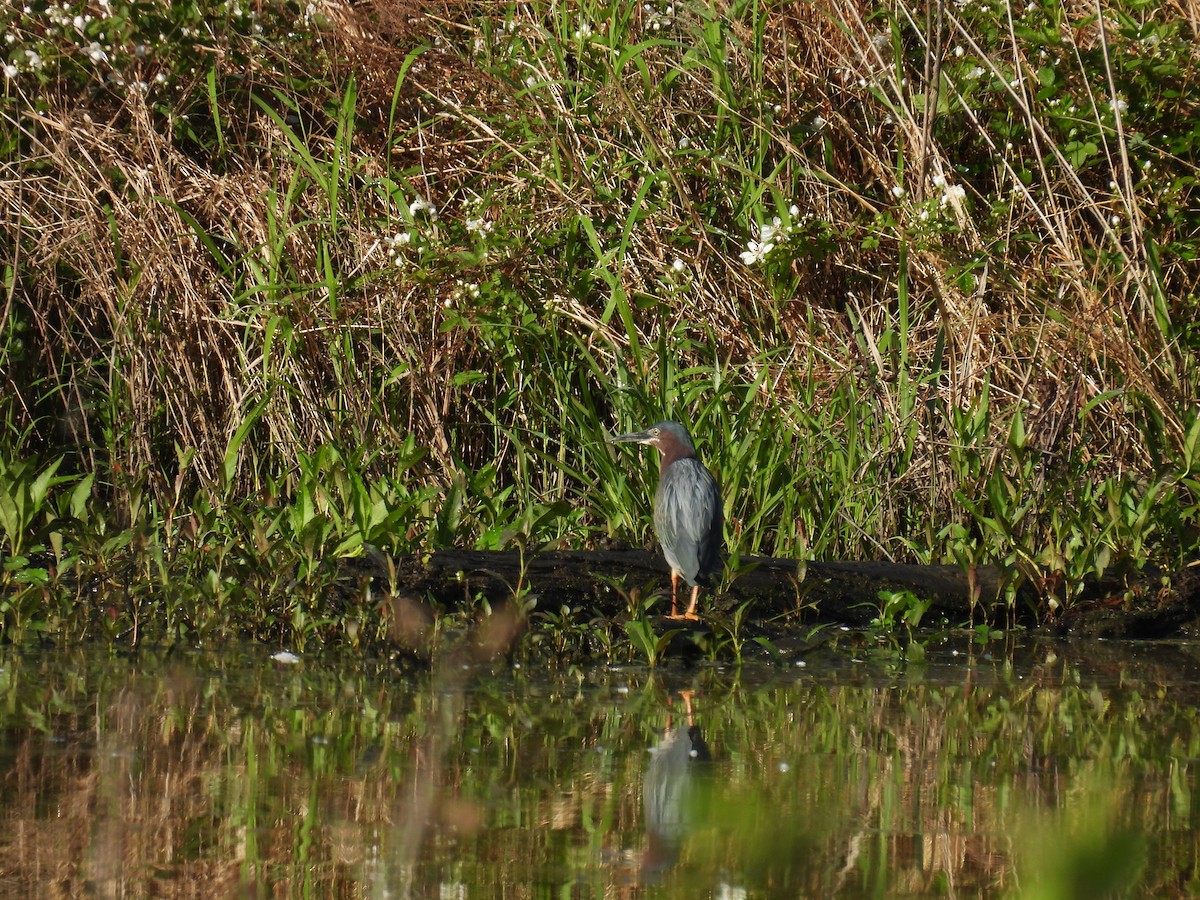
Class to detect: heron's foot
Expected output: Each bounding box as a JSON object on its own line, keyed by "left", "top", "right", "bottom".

{"left": 664, "top": 612, "right": 702, "bottom": 621}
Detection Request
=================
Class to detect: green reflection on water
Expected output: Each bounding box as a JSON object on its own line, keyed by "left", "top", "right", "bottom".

{"left": 0, "top": 636, "right": 1198, "bottom": 897}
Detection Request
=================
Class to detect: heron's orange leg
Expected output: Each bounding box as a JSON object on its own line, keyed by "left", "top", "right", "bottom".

{"left": 665, "top": 579, "right": 702, "bottom": 620}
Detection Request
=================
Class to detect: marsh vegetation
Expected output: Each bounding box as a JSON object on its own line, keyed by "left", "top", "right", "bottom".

{"left": 1, "top": 0, "right": 1199, "bottom": 654}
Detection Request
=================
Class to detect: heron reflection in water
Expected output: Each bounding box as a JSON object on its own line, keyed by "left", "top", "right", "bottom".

{"left": 641, "top": 690, "right": 710, "bottom": 879}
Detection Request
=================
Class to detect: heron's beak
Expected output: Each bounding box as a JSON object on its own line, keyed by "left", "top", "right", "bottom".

{"left": 609, "top": 429, "right": 655, "bottom": 445}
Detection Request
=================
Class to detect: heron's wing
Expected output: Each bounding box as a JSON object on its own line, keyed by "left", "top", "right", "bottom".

{"left": 654, "top": 459, "right": 724, "bottom": 583}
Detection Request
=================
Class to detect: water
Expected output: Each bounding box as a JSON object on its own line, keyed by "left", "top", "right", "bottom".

{"left": 1, "top": 634, "right": 1199, "bottom": 897}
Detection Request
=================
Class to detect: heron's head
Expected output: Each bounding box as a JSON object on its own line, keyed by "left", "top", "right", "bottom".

{"left": 609, "top": 421, "right": 696, "bottom": 458}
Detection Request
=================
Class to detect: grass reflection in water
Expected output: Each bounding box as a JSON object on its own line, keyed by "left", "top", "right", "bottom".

{"left": 0, "top": 635, "right": 1197, "bottom": 897}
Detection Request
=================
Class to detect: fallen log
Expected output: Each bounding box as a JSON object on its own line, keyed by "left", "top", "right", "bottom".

{"left": 1054, "top": 559, "right": 1200, "bottom": 639}
{"left": 357, "top": 548, "right": 1031, "bottom": 626}
{"left": 346, "top": 549, "right": 1200, "bottom": 639}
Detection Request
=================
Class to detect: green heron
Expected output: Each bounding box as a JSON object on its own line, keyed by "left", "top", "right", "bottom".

{"left": 610, "top": 421, "right": 724, "bottom": 618}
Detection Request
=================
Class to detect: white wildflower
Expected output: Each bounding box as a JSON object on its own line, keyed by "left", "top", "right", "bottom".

{"left": 2, "top": 64, "right": 18, "bottom": 79}
{"left": 671, "top": 258, "right": 685, "bottom": 272}
{"left": 644, "top": 3, "right": 673, "bottom": 30}
{"left": 384, "top": 232, "right": 413, "bottom": 258}
{"left": 740, "top": 242, "right": 769, "bottom": 265}
{"left": 739, "top": 237, "right": 773, "bottom": 266}
{"left": 740, "top": 220, "right": 779, "bottom": 266}
{"left": 454, "top": 279, "right": 481, "bottom": 300}
{"left": 941, "top": 184, "right": 966, "bottom": 206}
{"left": 891, "top": 185, "right": 905, "bottom": 198}
{"left": 409, "top": 195, "right": 436, "bottom": 217}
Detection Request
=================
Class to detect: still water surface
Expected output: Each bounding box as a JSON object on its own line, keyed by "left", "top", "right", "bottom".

{"left": 1, "top": 634, "right": 1199, "bottom": 897}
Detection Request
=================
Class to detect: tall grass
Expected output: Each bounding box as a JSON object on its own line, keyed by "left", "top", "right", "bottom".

{"left": 0, "top": 0, "right": 1198, "bottom": 644}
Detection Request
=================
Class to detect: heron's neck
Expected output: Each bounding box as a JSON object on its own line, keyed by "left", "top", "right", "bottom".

{"left": 659, "top": 444, "right": 695, "bottom": 472}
